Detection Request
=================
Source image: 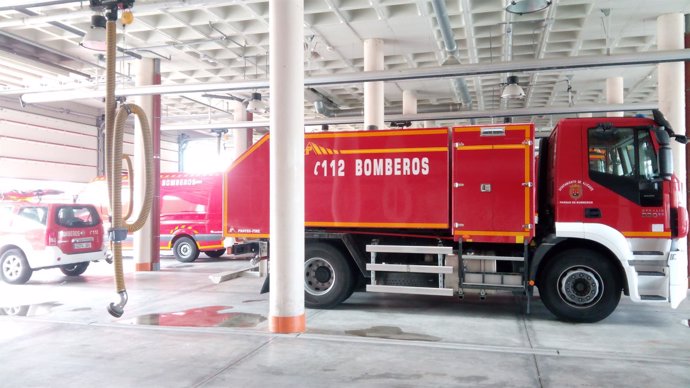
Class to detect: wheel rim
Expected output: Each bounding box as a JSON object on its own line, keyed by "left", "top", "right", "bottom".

{"left": 2, "top": 254, "right": 23, "bottom": 281}
{"left": 558, "top": 265, "right": 603, "bottom": 308}
{"left": 179, "top": 243, "right": 192, "bottom": 258}
{"left": 305, "top": 257, "right": 334, "bottom": 296}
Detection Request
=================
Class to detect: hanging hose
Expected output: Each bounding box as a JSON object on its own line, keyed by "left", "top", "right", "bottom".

{"left": 103, "top": 15, "right": 154, "bottom": 318}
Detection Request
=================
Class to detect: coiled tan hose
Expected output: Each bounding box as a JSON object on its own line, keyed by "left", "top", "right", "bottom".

{"left": 104, "top": 19, "right": 154, "bottom": 318}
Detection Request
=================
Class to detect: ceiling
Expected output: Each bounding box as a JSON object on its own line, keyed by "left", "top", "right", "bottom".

{"left": 1, "top": 0, "right": 690, "bottom": 135}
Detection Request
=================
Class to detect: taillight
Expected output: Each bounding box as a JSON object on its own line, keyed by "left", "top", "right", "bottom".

{"left": 46, "top": 229, "right": 58, "bottom": 246}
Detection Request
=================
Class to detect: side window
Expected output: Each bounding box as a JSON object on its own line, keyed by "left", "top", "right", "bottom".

{"left": 588, "top": 126, "right": 661, "bottom": 207}
{"left": 18, "top": 207, "right": 48, "bottom": 225}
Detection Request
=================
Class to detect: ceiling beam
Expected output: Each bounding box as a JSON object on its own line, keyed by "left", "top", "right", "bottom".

{"left": 17, "top": 49, "right": 690, "bottom": 104}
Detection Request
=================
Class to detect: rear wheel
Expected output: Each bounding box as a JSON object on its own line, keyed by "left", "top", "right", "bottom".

{"left": 304, "top": 243, "right": 354, "bottom": 309}
{"left": 173, "top": 236, "right": 199, "bottom": 263}
{"left": 60, "top": 262, "right": 90, "bottom": 276}
{"left": 205, "top": 249, "right": 226, "bottom": 258}
{"left": 0, "top": 249, "right": 32, "bottom": 285}
{"left": 539, "top": 249, "right": 621, "bottom": 323}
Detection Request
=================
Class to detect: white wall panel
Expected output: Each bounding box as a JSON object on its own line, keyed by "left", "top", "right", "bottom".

{"left": 0, "top": 158, "right": 95, "bottom": 183}
{"left": 0, "top": 137, "right": 97, "bottom": 165}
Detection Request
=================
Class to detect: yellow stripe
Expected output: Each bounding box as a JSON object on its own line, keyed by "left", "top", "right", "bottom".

{"left": 622, "top": 231, "right": 672, "bottom": 238}
{"left": 306, "top": 129, "right": 447, "bottom": 138}
{"left": 306, "top": 221, "right": 448, "bottom": 228}
{"left": 198, "top": 244, "right": 225, "bottom": 249}
{"left": 339, "top": 147, "right": 447, "bottom": 155}
{"left": 229, "top": 135, "right": 269, "bottom": 170}
{"left": 454, "top": 230, "right": 531, "bottom": 237}
{"left": 228, "top": 233, "right": 270, "bottom": 238}
{"left": 326, "top": 148, "right": 333, "bottom": 155}
{"left": 457, "top": 144, "right": 525, "bottom": 151}
{"left": 318, "top": 145, "right": 329, "bottom": 155}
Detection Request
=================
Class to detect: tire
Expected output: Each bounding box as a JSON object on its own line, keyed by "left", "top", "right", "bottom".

{"left": 60, "top": 262, "right": 90, "bottom": 276}
{"left": 205, "top": 249, "right": 226, "bottom": 258}
{"left": 0, "top": 249, "right": 32, "bottom": 285}
{"left": 173, "top": 236, "right": 200, "bottom": 262}
{"left": 0, "top": 306, "right": 29, "bottom": 316}
{"left": 304, "top": 243, "right": 354, "bottom": 309}
{"left": 539, "top": 249, "right": 622, "bottom": 323}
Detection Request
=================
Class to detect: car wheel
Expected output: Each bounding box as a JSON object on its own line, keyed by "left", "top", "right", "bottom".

{"left": 539, "top": 249, "right": 622, "bottom": 323}
{"left": 173, "top": 236, "right": 200, "bottom": 263}
{"left": 60, "top": 262, "right": 90, "bottom": 276}
{"left": 304, "top": 243, "right": 354, "bottom": 309}
{"left": 0, "top": 249, "right": 32, "bottom": 285}
{"left": 205, "top": 249, "right": 226, "bottom": 258}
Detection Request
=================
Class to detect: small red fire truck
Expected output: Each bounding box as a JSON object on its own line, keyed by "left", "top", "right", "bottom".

{"left": 81, "top": 172, "right": 225, "bottom": 262}
{"left": 224, "top": 112, "right": 688, "bottom": 322}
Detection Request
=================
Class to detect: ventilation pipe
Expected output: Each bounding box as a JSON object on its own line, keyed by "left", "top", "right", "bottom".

{"left": 101, "top": 2, "right": 154, "bottom": 318}
{"left": 430, "top": 0, "right": 473, "bottom": 115}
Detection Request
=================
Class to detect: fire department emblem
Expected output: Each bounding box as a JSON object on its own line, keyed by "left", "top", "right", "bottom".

{"left": 569, "top": 183, "right": 583, "bottom": 200}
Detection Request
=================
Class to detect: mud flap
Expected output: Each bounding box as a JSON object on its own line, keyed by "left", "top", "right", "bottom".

{"left": 669, "top": 249, "right": 688, "bottom": 308}
{"left": 260, "top": 274, "right": 270, "bottom": 294}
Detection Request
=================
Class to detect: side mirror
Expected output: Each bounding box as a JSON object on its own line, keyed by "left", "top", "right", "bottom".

{"left": 672, "top": 134, "right": 688, "bottom": 145}
{"left": 656, "top": 128, "right": 673, "bottom": 180}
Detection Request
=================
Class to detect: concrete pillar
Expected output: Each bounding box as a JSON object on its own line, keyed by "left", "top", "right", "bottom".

{"left": 133, "top": 58, "right": 161, "bottom": 272}
{"left": 269, "top": 0, "right": 305, "bottom": 334}
{"left": 606, "top": 77, "right": 624, "bottom": 117}
{"left": 364, "top": 38, "right": 384, "bottom": 130}
{"left": 232, "top": 100, "right": 251, "bottom": 161}
{"left": 402, "top": 90, "right": 417, "bottom": 115}
{"left": 658, "top": 13, "right": 686, "bottom": 197}
{"left": 659, "top": 13, "right": 688, "bottom": 292}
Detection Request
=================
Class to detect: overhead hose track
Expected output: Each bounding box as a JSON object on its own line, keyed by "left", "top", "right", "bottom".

{"left": 104, "top": 17, "right": 154, "bottom": 318}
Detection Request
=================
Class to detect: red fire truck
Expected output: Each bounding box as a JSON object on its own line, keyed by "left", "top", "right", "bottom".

{"left": 224, "top": 112, "right": 688, "bottom": 322}
{"left": 81, "top": 172, "right": 225, "bottom": 262}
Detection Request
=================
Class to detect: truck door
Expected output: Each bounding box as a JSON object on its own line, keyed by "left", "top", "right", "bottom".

{"left": 584, "top": 125, "right": 667, "bottom": 237}
{"left": 452, "top": 124, "right": 535, "bottom": 244}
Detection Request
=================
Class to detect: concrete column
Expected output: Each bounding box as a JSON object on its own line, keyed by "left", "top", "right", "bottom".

{"left": 133, "top": 58, "right": 161, "bottom": 271}
{"left": 606, "top": 77, "right": 624, "bottom": 117}
{"left": 403, "top": 90, "right": 417, "bottom": 128}
{"left": 659, "top": 13, "right": 688, "bottom": 293}
{"left": 658, "top": 14, "right": 686, "bottom": 197}
{"left": 402, "top": 90, "right": 417, "bottom": 115}
{"left": 364, "top": 38, "right": 384, "bottom": 130}
{"left": 269, "top": 0, "right": 305, "bottom": 333}
{"left": 232, "top": 100, "right": 251, "bottom": 161}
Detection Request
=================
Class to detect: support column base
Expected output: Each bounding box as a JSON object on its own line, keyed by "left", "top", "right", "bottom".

{"left": 269, "top": 313, "right": 305, "bottom": 333}
{"left": 135, "top": 263, "right": 152, "bottom": 272}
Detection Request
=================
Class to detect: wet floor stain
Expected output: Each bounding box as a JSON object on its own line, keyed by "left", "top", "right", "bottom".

{"left": 242, "top": 299, "right": 265, "bottom": 303}
{"left": 0, "top": 302, "right": 62, "bottom": 317}
{"left": 70, "top": 307, "right": 92, "bottom": 312}
{"left": 345, "top": 326, "right": 441, "bottom": 342}
{"left": 123, "top": 306, "right": 266, "bottom": 328}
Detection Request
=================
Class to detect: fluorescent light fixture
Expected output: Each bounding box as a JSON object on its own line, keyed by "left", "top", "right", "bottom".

{"left": 505, "top": 0, "right": 551, "bottom": 15}
{"left": 501, "top": 75, "right": 525, "bottom": 99}
{"left": 246, "top": 92, "right": 267, "bottom": 114}
{"left": 80, "top": 14, "right": 107, "bottom": 51}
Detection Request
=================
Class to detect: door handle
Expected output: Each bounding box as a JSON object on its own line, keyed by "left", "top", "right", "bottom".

{"left": 584, "top": 208, "right": 601, "bottom": 218}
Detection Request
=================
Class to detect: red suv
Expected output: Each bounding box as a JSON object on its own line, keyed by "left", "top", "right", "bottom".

{"left": 0, "top": 202, "right": 107, "bottom": 284}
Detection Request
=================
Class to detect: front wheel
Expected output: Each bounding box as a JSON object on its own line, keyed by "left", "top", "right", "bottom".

{"left": 0, "top": 249, "right": 32, "bottom": 285}
{"left": 539, "top": 249, "right": 622, "bottom": 323}
{"left": 173, "top": 237, "right": 200, "bottom": 263}
{"left": 304, "top": 243, "right": 354, "bottom": 309}
{"left": 60, "top": 262, "right": 90, "bottom": 276}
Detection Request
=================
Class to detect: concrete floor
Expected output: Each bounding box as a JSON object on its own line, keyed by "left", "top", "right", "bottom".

{"left": 1, "top": 255, "right": 689, "bottom": 388}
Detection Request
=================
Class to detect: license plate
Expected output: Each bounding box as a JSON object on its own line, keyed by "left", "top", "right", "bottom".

{"left": 73, "top": 242, "right": 92, "bottom": 249}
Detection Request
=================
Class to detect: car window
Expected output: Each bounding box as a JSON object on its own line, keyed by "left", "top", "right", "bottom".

{"left": 56, "top": 206, "right": 100, "bottom": 227}
{"left": 18, "top": 206, "right": 48, "bottom": 225}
